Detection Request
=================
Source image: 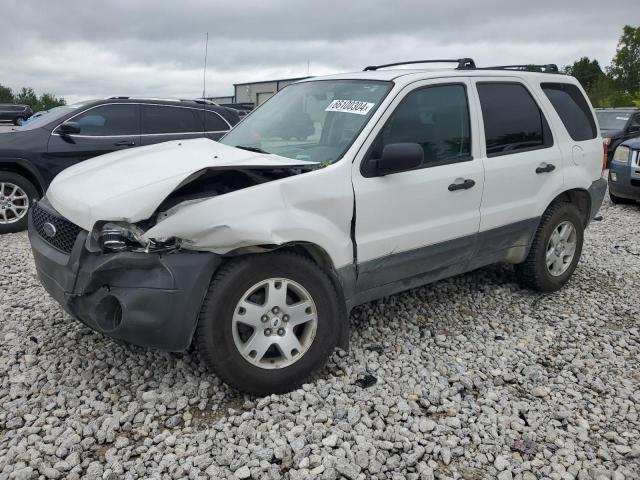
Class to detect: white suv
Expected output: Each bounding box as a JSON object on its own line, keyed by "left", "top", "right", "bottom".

{"left": 28, "top": 59, "right": 606, "bottom": 394}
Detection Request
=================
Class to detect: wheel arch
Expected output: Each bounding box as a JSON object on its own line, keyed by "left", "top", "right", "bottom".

{"left": 221, "top": 241, "right": 351, "bottom": 350}
{"left": 547, "top": 188, "right": 591, "bottom": 227}
{"left": 0, "top": 159, "right": 46, "bottom": 197}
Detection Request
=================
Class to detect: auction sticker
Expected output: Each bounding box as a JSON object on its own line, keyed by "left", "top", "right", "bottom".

{"left": 326, "top": 99, "right": 375, "bottom": 115}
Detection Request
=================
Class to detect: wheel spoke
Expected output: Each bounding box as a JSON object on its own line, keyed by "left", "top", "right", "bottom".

{"left": 277, "top": 334, "right": 303, "bottom": 361}
{"left": 559, "top": 223, "right": 573, "bottom": 241}
{"left": 286, "top": 300, "right": 315, "bottom": 327}
{"left": 234, "top": 300, "right": 266, "bottom": 327}
{"left": 242, "top": 333, "right": 273, "bottom": 363}
{"left": 265, "top": 279, "right": 288, "bottom": 309}
{"left": 0, "top": 210, "right": 7, "bottom": 223}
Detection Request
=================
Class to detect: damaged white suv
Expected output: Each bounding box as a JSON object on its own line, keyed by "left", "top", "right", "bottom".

{"left": 29, "top": 59, "right": 606, "bottom": 394}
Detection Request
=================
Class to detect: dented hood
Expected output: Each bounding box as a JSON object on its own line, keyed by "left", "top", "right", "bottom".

{"left": 46, "top": 138, "right": 316, "bottom": 231}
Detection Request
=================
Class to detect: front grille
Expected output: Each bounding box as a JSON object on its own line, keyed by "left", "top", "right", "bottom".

{"left": 32, "top": 202, "right": 82, "bottom": 253}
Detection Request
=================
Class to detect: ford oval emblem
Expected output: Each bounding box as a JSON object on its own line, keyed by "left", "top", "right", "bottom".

{"left": 42, "top": 222, "right": 57, "bottom": 238}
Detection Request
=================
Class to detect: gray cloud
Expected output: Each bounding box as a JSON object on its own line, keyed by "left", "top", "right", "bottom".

{"left": 1, "top": 0, "right": 635, "bottom": 103}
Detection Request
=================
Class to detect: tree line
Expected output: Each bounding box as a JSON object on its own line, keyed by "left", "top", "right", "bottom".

{"left": 0, "top": 85, "right": 66, "bottom": 113}
{"left": 565, "top": 25, "right": 639, "bottom": 107}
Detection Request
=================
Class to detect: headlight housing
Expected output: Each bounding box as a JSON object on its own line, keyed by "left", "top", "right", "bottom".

{"left": 611, "top": 146, "right": 630, "bottom": 165}
{"left": 93, "top": 222, "right": 179, "bottom": 253}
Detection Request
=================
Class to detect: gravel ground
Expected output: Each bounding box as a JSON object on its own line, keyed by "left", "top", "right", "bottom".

{"left": 1, "top": 196, "right": 639, "bottom": 480}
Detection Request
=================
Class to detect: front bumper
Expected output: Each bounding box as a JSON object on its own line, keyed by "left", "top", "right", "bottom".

{"left": 28, "top": 201, "right": 221, "bottom": 351}
{"left": 608, "top": 156, "right": 640, "bottom": 201}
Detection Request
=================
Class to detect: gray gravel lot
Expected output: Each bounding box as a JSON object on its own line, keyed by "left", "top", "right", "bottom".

{"left": 1, "top": 195, "right": 639, "bottom": 480}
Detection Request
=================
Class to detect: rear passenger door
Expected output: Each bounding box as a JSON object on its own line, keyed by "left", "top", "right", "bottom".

{"left": 471, "top": 79, "right": 564, "bottom": 258}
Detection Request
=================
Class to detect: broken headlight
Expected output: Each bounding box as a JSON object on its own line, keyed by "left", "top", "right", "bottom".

{"left": 95, "top": 222, "right": 179, "bottom": 253}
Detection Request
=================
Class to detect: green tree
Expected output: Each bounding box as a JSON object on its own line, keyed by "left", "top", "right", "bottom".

{"left": 14, "top": 87, "right": 38, "bottom": 109}
{"left": 608, "top": 25, "right": 640, "bottom": 95}
{"left": 38, "top": 92, "right": 66, "bottom": 111}
{"left": 564, "top": 57, "right": 606, "bottom": 91}
{"left": 0, "top": 84, "right": 13, "bottom": 103}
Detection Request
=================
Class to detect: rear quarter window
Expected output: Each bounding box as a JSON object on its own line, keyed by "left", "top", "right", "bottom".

{"left": 541, "top": 83, "right": 597, "bottom": 141}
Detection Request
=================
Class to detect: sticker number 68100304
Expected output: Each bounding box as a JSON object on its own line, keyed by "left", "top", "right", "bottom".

{"left": 325, "top": 99, "right": 375, "bottom": 115}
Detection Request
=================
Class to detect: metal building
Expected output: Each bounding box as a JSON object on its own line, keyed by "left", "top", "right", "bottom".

{"left": 209, "top": 76, "right": 311, "bottom": 107}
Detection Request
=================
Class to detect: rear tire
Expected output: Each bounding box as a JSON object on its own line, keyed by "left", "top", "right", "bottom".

{"left": 0, "top": 172, "right": 39, "bottom": 234}
{"left": 196, "top": 251, "right": 342, "bottom": 395}
{"left": 609, "top": 191, "right": 634, "bottom": 205}
{"left": 516, "top": 202, "right": 584, "bottom": 292}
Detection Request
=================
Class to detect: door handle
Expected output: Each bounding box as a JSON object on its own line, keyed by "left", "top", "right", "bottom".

{"left": 448, "top": 179, "right": 476, "bottom": 191}
{"left": 535, "top": 163, "right": 556, "bottom": 174}
{"left": 114, "top": 140, "right": 135, "bottom": 147}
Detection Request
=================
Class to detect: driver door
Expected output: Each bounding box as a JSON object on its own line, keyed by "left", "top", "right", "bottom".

{"left": 351, "top": 79, "right": 484, "bottom": 293}
{"left": 46, "top": 103, "right": 140, "bottom": 179}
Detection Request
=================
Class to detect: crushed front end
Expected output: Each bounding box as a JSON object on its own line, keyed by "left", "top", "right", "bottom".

{"left": 28, "top": 198, "right": 221, "bottom": 351}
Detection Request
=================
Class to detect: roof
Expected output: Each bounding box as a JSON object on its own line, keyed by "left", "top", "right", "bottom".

{"left": 297, "top": 68, "right": 579, "bottom": 88}
{"left": 595, "top": 107, "right": 639, "bottom": 111}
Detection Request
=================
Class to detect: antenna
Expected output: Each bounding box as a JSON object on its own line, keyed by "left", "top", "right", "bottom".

{"left": 307, "top": 58, "right": 310, "bottom": 77}
{"left": 202, "top": 32, "right": 209, "bottom": 135}
{"left": 202, "top": 32, "right": 209, "bottom": 99}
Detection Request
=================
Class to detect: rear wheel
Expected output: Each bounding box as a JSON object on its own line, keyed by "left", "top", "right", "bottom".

{"left": 0, "top": 172, "right": 39, "bottom": 234}
{"left": 517, "top": 202, "right": 584, "bottom": 292}
{"left": 609, "top": 191, "right": 634, "bottom": 205}
{"left": 196, "top": 251, "right": 342, "bottom": 394}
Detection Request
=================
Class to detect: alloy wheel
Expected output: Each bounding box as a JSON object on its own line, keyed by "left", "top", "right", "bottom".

{"left": 232, "top": 278, "right": 318, "bottom": 369}
{"left": 0, "top": 182, "right": 30, "bottom": 224}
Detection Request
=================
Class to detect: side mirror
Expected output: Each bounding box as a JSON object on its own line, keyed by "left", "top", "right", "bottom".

{"left": 368, "top": 143, "right": 423, "bottom": 177}
{"left": 58, "top": 121, "right": 81, "bottom": 136}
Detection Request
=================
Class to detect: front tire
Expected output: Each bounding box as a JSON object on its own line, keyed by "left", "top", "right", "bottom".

{"left": 196, "top": 251, "right": 342, "bottom": 395}
{"left": 0, "top": 172, "right": 39, "bottom": 234}
{"left": 517, "top": 202, "right": 584, "bottom": 292}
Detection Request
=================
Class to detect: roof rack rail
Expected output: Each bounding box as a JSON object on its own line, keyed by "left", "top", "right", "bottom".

{"left": 477, "top": 64, "right": 560, "bottom": 73}
{"left": 363, "top": 58, "right": 476, "bottom": 71}
{"left": 109, "top": 96, "right": 130, "bottom": 99}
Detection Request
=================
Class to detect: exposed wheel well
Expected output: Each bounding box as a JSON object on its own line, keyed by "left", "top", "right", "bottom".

{"left": 549, "top": 189, "right": 590, "bottom": 226}
{"left": 0, "top": 163, "right": 44, "bottom": 197}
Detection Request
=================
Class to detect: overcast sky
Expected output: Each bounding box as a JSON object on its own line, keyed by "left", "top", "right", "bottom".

{"left": 1, "top": 0, "right": 637, "bottom": 104}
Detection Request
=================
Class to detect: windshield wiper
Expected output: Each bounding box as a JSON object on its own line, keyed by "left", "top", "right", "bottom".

{"left": 235, "top": 145, "right": 271, "bottom": 154}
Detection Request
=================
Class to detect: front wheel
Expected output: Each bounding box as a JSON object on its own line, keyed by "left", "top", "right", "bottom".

{"left": 195, "top": 251, "right": 342, "bottom": 395}
{"left": 516, "top": 203, "right": 584, "bottom": 292}
{"left": 0, "top": 172, "right": 39, "bottom": 234}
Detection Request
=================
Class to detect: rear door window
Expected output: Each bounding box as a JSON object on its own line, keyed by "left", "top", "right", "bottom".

{"left": 142, "top": 105, "right": 203, "bottom": 134}
{"left": 477, "top": 82, "right": 553, "bottom": 157}
{"left": 541, "top": 83, "right": 597, "bottom": 141}
{"left": 205, "top": 110, "right": 230, "bottom": 131}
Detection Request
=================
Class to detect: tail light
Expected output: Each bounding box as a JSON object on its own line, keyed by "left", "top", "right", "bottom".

{"left": 602, "top": 141, "right": 607, "bottom": 174}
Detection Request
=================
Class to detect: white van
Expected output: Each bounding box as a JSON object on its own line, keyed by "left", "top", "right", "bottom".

{"left": 29, "top": 59, "right": 606, "bottom": 394}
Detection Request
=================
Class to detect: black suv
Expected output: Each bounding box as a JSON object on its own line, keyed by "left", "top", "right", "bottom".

{"left": 595, "top": 107, "right": 640, "bottom": 164}
{"left": 0, "top": 98, "right": 240, "bottom": 233}
{"left": 0, "top": 104, "right": 33, "bottom": 125}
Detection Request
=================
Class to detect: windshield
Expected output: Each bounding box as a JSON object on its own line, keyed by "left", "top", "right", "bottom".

{"left": 18, "top": 103, "right": 88, "bottom": 131}
{"left": 220, "top": 80, "right": 392, "bottom": 164}
{"left": 596, "top": 111, "right": 630, "bottom": 131}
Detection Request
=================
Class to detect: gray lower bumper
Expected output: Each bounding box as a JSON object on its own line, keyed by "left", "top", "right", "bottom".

{"left": 28, "top": 209, "right": 221, "bottom": 351}
{"left": 587, "top": 177, "right": 607, "bottom": 219}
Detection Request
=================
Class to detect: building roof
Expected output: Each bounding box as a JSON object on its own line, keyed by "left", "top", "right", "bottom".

{"left": 234, "top": 76, "right": 311, "bottom": 87}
